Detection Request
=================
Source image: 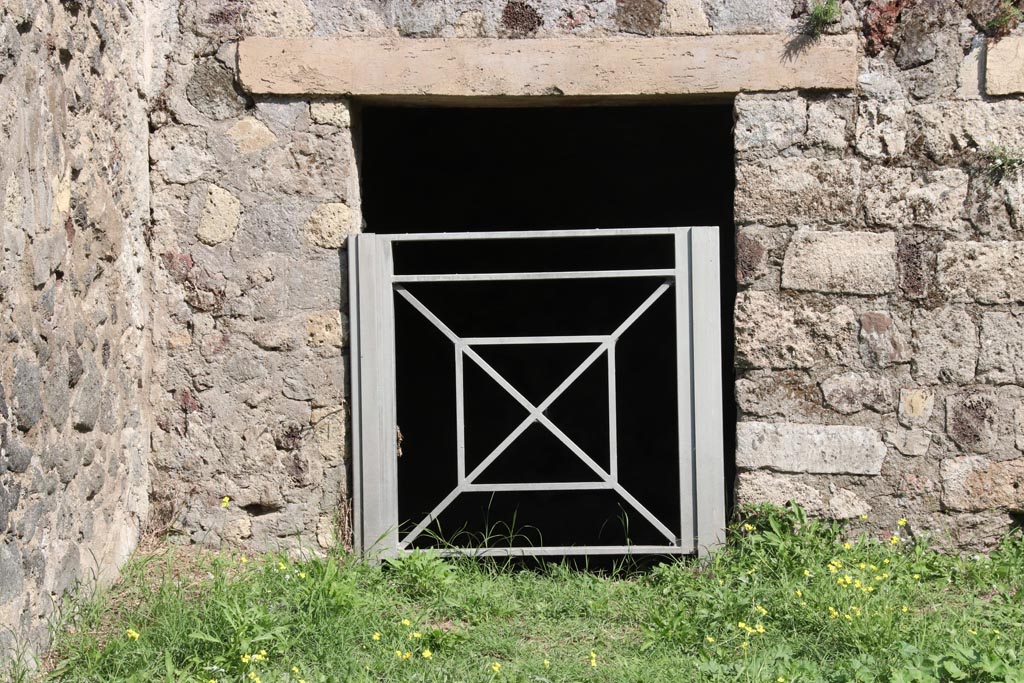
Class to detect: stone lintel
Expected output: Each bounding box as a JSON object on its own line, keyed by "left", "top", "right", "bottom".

{"left": 736, "top": 422, "right": 887, "bottom": 475}
{"left": 237, "top": 35, "right": 860, "bottom": 98}
{"left": 986, "top": 36, "right": 1024, "bottom": 96}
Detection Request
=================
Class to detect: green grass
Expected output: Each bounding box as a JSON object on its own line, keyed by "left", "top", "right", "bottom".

{"left": 12, "top": 505, "right": 1024, "bottom": 683}
{"left": 806, "top": 0, "right": 841, "bottom": 35}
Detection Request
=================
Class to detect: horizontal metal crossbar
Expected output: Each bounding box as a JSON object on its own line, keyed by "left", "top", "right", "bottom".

{"left": 463, "top": 335, "right": 608, "bottom": 345}
{"left": 392, "top": 269, "right": 676, "bottom": 283}
{"left": 382, "top": 227, "right": 716, "bottom": 241}
{"left": 464, "top": 482, "right": 612, "bottom": 492}
{"left": 431, "top": 545, "right": 688, "bottom": 557}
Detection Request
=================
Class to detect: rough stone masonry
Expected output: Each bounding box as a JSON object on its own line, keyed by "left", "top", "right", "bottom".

{"left": 4, "top": 0, "right": 1024, "bottom": 662}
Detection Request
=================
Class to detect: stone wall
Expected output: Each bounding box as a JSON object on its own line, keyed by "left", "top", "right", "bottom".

{"left": 148, "top": 0, "right": 1024, "bottom": 555}
{"left": 0, "top": 0, "right": 150, "bottom": 659}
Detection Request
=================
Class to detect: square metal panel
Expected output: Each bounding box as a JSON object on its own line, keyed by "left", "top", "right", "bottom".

{"left": 349, "top": 228, "right": 724, "bottom": 557}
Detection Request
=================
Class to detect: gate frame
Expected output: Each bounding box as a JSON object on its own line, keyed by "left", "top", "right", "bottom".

{"left": 349, "top": 227, "right": 724, "bottom": 558}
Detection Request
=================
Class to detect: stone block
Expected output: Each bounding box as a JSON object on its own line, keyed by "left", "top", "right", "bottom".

{"left": 734, "top": 291, "right": 814, "bottom": 369}
{"left": 734, "top": 227, "right": 769, "bottom": 284}
{"left": 1017, "top": 402, "right": 1024, "bottom": 451}
{"left": 820, "top": 372, "right": 895, "bottom": 415}
{"left": 946, "top": 392, "right": 998, "bottom": 454}
{"left": 306, "top": 311, "right": 345, "bottom": 348}
{"left": 986, "top": 35, "right": 1024, "bottom": 96}
{"left": 737, "top": 471, "right": 827, "bottom": 515}
{"left": 782, "top": 230, "right": 897, "bottom": 295}
{"left": 242, "top": 0, "right": 315, "bottom": 37}
{"left": 736, "top": 422, "right": 888, "bottom": 475}
{"left": 941, "top": 456, "right": 1024, "bottom": 512}
{"left": 978, "top": 312, "right": 1024, "bottom": 385}
{"left": 663, "top": 0, "right": 711, "bottom": 34}
{"left": 806, "top": 100, "right": 852, "bottom": 150}
{"left": 863, "top": 167, "right": 968, "bottom": 229}
{"left": 197, "top": 185, "right": 241, "bottom": 246}
{"left": 736, "top": 159, "right": 860, "bottom": 226}
{"left": 911, "top": 306, "right": 978, "bottom": 385}
{"left": 310, "top": 102, "right": 351, "bottom": 128}
{"left": 702, "top": 0, "right": 797, "bottom": 33}
{"left": 226, "top": 118, "right": 277, "bottom": 152}
{"left": 859, "top": 312, "right": 909, "bottom": 368}
{"left": 304, "top": 202, "right": 356, "bottom": 249}
{"left": 734, "top": 96, "right": 806, "bottom": 156}
{"left": 855, "top": 99, "right": 907, "bottom": 160}
{"left": 12, "top": 359, "right": 42, "bottom": 432}
{"left": 937, "top": 241, "right": 1024, "bottom": 304}
{"left": 238, "top": 35, "right": 861, "bottom": 97}
{"left": 899, "top": 388, "right": 935, "bottom": 427}
{"left": 886, "top": 428, "right": 932, "bottom": 456}
{"left": 186, "top": 59, "right": 248, "bottom": 121}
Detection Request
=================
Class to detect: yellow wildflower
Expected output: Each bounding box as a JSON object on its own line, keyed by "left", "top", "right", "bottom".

{"left": 241, "top": 654, "right": 252, "bottom": 664}
{"left": 292, "top": 667, "right": 300, "bottom": 674}
{"left": 395, "top": 651, "right": 403, "bottom": 658}
{"left": 737, "top": 621, "right": 747, "bottom": 629}
{"left": 756, "top": 605, "right": 768, "bottom": 616}
{"left": 240, "top": 556, "right": 248, "bottom": 564}
{"left": 743, "top": 523, "right": 755, "bottom": 532}
{"left": 403, "top": 652, "right": 412, "bottom": 660}
{"left": 401, "top": 618, "right": 412, "bottom": 626}
{"left": 705, "top": 636, "right": 715, "bottom": 643}
{"left": 913, "top": 574, "right": 921, "bottom": 580}
{"left": 778, "top": 678, "right": 786, "bottom": 682}
{"left": 278, "top": 561, "right": 287, "bottom": 570}
{"left": 411, "top": 632, "right": 422, "bottom": 639}
{"left": 221, "top": 496, "right": 230, "bottom": 508}
{"left": 843, "top": 542, "right": 852, "bottom": 550}
{"left": 741, "top": 641, "right": 749, "bottom": 649}
{"left": 755, "top": 623, "right": 765, "bottom": 634}
{"left": 803, "top": 569, "right": 811, "bottom": 577}
{"left": 422, "top": 649, "right": 433, "bottom": 659}
{"left": 859, "top": 514, "right": 868, "bottom": 520}
{"left": 491, "top": 662, "right": 502, "bottom": 673}
{"left": 297, "top": 572, "right": 307, "bottom": 579}
{"left": 372, "top": 632, "right": 381, "bottom": 641}
{"left": 590, "top": 651, "right": 597, "bottom": 667}
{"left": 898, "top": 518, "right": 907, "bottom": 527}
{"left": 544, "top": 659, "right": 550, "bottom": 668}
{"left": 890, "top": 535, "right": 901, "bottom": 545}
{"left": 125, "top": 628, "right": 140, "bottom": 640}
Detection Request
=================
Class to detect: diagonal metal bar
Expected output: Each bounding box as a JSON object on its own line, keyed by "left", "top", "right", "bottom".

{"left": 395, "top": 282, "right": 678, "bottom": 547}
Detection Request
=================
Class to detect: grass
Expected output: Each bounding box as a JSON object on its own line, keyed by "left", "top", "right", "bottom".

{"left": 981, "top": 146, "right": 1024, "bottom": 184}
{"left": 986, "top": 1, "right": 1024, "bottom": 37}
{"left": 806, "top": 0, "right": 841, "bottom": 35}
{"left": 8, "top": 504, "right": 1024, "bottom": 683}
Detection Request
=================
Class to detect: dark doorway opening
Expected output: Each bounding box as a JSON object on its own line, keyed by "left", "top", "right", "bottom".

{"left": 358, "top": 104, "right": 736, "bottom": 552}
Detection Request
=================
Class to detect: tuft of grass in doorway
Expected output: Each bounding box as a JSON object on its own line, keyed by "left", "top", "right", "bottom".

{"left": 806, "top": 0, "right": 841, "bottom": 35}
{"left": 24, "top": 505, "right": 1024, "bottom": 683}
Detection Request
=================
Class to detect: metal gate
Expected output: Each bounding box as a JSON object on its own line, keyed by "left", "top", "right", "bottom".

{"left": 349, "top": 227, "right": 724, "bottom": 557}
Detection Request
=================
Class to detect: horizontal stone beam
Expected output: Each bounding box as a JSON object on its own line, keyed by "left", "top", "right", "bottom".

{"left": 238, "top": 35, "right": 860, "bottom": 98}
{"left": 986, "top": 36, "right": 1024, "bottom": 96}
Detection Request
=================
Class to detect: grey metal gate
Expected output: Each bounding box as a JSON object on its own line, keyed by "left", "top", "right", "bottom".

{"left": 349, "top": 227, "right": 724, "bottom": 557}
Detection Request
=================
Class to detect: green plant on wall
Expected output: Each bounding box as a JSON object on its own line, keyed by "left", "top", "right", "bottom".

{"left": 807, "top": 0, "right": 841, "bottom": 35}
{"left": 986, "top": 0, "right": 1024, "bottom": 37}
{"left": 982, "top": 146, "right": 1024, "bottom": 183}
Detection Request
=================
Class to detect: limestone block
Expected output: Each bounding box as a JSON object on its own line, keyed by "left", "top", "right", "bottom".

{"left": 782, "top": 230, "right": 897, "bottom": 295}
{"left": 734, "top": 291, "right": 814, "bottom": 369}
{"left": 806, "top": 100, "right": 852, "bottom": 150}
{"left": 663, "top": 0, "right": 711, "bottom": 34}
{"left": 197, "top": 185, "right": 241, "bottom": 246}
{"left": 702, "top": 0, "right": 797, "bottom": 33}
{"left": 735, "top": 226, "right": 770, "bottom": 284}
{"left": 886, "top": 428, "right": 932, "bottom": 456}
{"left": 737, "top": 471, "right": 827, "bottom": 515}
{"left": 1016, "top": 403, "right": 1024, "bottom": 451}
{"left": 821, "top": 372, "right": 895, "bottom": 415}
{"left": 736, "top": 422, "right": 888, "bottom": 475}
{"left": 855, "top": 99, "right": 907, "bottom": 160}
{"left": 829, "top": 489, "right": 871, "bottom": 520}
{"left": 946, "top": 393, "right": 998, "bottom": 454}
{"left": 899, "top": 388, "right": 935, "bottom": 427}
{"left": 859, "top": 312, "right": 909, "bottom": 368}
{"left": 310, "top": 102, "right": 351, "bottom": 128}
{"left": 150, "top": 126, "right": 212, "bottom": 185}
{"left": 937, "top": 241, "right": 1024, "bottom": 304}
{"left": 226, "top": 118, "right": 277, "bottom": 152}
{"left": 238, "top": 35, "right": 861, "bottom": 97}
{"left": 986, "top": 35, "right": 1024, "bottom": 96}
{"left": 941, "top": 456, "right": 1024, "bottom": 512}
{"left": 734, "top": 96, "right": 807, "bottom": 156}
{"left": 863, "top": 167, "right": 967, "bottom": 229}
{"left": 736, "top": 159, "right": 860, "bottom": 226}
{"left": 243, "top": 0, "right": 315, "bottom": 37}
{"left": 307, "top": 311, "right": 344, "bottom": 348}
{"left": 12, "top": 359, "right": 42, "bottom": 432}
{"left": 978, "top": 312, "right": 1024, "bottom": 385}
{"left": 911, "top": 306, "right": 978, "bottom": 385}
{"left": 304, "top": 202, "right": 356, "bottom": 249}
{"left": 957, "top": 36, "right": 985, "bottom": 100}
